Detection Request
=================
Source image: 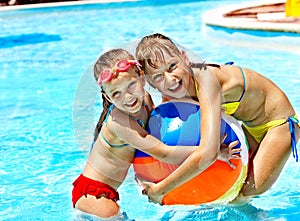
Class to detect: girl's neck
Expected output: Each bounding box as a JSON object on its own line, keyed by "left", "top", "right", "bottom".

{"left": 185, "top": 75, "right": 198, "bottom": 101}
{"left": 129, "top": 104, "right": 145, "bottom": 119}
{"left": 116, "top": 101, "right": 146, "bottom": 121}
{"left": 128, "top": 102, "right": 148, "bottom": 129}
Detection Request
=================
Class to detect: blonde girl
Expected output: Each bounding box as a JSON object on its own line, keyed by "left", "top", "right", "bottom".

{"left": 135, "top": 33, "right": 299, "bottom": 204}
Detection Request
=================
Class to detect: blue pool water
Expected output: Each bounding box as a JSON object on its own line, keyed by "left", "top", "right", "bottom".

{"left": 1, "top": 0, "right": 300, "bottom": 220}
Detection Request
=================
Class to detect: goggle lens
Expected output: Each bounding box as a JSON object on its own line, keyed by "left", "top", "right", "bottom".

{"left": 97, "top": 60, "right": 141, "bottom": 85}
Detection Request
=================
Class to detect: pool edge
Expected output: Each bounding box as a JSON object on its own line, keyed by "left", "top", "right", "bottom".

{"left": 202, "top": 0, "right": 300, "bottom": 34}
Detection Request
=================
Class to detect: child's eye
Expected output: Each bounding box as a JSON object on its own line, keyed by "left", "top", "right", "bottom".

{"left": 152, "top": 73, "right": 163, "bottom": 82}
{"left": 112, "top": 91, "right": 121, "bottom": 98}
{"left": 168, "top": 62, "right": 177, "bottom": 71}
{"left": 128, "top": 80, "right": 137, "bottom": 88}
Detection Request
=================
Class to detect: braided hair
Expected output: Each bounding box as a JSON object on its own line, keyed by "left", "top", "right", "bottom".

{"left": 93, "top": 49, "right": 135, "bottom": 142}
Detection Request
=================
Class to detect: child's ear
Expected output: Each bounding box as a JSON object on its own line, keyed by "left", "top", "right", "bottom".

{"left": 181, "top": 50, "right": 190, "bottom": 65}
{"left": 103, "top": 92, "right": 112, "bottom": 103}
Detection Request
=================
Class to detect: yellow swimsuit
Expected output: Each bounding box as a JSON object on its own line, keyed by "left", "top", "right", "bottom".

{"left": 193, "top": 65, "right": 246, "bottom": 115}
{"left": 194, "top": 64, "right": 299, "bottom": 161}
{"left": 243, "top": 117, "right": 299, "bottom": 142}
{"left": 222, "top": 66, "right": 246, "bottom": 115}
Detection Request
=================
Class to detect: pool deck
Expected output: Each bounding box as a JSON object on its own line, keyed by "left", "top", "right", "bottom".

{"left": 203, "top": 0, "right": 300, "bottom": 34}
{"left": 1, "top": 0, "right": 300, "bottom": 34}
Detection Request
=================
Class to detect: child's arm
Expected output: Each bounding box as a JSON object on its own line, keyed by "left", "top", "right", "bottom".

{"left": 111, "top": 118, "right": 197, "bottom": 165}
{"left": 141, "top": 69, "right": 224, "bottom": 203}
{"left": 112, "top": 71, "right": 234, "bottom": 204}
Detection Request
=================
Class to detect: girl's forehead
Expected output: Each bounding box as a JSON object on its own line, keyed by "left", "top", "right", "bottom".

{"left": 104, "top": 72, "right": 140, "bottom": 89}
{"left": 146, "top": 52, "right": 172, "bottom": 67}
{"left": 118, "top": 71, "right": 139, "bottom": 78}
{"left": 145, "top": 53, "right": 180, "bottom": 71}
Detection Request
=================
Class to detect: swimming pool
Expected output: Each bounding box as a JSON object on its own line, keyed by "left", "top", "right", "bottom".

{"left": 1, "top": 0, "right": 299, "bottom": 220}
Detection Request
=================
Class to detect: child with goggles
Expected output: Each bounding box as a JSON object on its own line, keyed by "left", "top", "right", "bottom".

{"left": 72, "top": 48, "right": 239, "bottom": 218}
{"left": 135, "top": 33, "right": 299, "bottom": 205}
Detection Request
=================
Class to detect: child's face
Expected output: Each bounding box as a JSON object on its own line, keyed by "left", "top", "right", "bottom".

{"left": 144, "top": 50, "right": 192, "bottom": 100}
{"left": 103, "top": 68, "right": 145, "bottom": 114}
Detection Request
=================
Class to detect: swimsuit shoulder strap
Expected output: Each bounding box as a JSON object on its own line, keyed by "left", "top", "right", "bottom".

{"left": 237, "top": 66, "right": 246, "bottom": 102}
{"left": 100, "top": 130, "right": 130, "bottom": 148}
{"left": 224, "top": 62, "right": 246, "bottom": 102}
{"left": 129, "top": 101, "right": 149, "bottom": 129}
{"left": 192, "top": 63, "right": 220, "bottom": 101}
{"left": 103, "top": 104, "right": 114, "bottom": 124}
{"left": 194, "top": 77, "right": 199, "bottom": 99}
{"left": 100, "top": 104, "right": 130, "bottom": 148}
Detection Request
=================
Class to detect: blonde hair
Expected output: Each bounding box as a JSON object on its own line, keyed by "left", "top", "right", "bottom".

{"left": 135, "top": 33, "right": 183, "bottom": 70}
{"left": 136, "top": 33, "right": 219, "bottom": 75}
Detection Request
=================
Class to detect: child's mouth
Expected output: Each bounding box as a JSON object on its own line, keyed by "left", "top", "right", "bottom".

{"left": 125, "top": 98, "right": 138, "bottom": 108}
{"left": 168, "top": 79, "right": 182, "bottom": 92}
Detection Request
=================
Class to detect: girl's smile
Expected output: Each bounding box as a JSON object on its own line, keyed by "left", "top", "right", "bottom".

{"left": 166, "top": 78, "right": 183, "bottom": 93}
{"left": 104, "top": 71, "right": 145, "bottom": 114}
{"left": 145, "top": 54, "right": 191, "bottom": 99}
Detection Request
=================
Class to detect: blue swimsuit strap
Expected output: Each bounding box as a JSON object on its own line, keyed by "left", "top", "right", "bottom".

{"left": 225, "top": 62, "right": 246, "bottom": 102}
{"left": 128, "top": 102, "right": 150, "bottom": 129}
{"left": 287, "top": 116, "right": 299, "bottom": 162}
{"left": 100, "top": 104, "right": 130, "bottom": 148}
{"left": 100, "top": 131, "right": 129, "bottom": 148}
{"left": 100, "top": 102, "right": 149, "bottom": 148}
{"left": 237, "top": 66, "right": 246, "bottom": 102}
{"left": 103, "top": 104, "right": 114, "bottom": 124}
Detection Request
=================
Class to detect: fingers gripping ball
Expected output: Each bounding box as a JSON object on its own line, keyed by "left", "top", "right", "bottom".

{"left": 133, "top": 101, "right": 248, "bottom": 205}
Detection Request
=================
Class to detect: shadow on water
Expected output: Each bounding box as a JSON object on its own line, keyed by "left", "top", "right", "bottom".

{"left": 158, "top": 196, "right": 300, "bottom": 221}
{"left": 156, "top": 203, "right": 264, "bottom": 221}
{"left": 74, "top": 197, "right": 300, "bottom": 221}
{"left": 0, "top": 33, "right": 62, "bottom": 48}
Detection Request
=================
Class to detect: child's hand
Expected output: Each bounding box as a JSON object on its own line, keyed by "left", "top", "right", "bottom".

{"left": 218, "top": 134, "right": 241, "bottom": 169}
{"left": 136, "top": 175, "right": 164, "bottom": 204}
{"left": 142, "top": 182, "right": 164, "bottom": 205}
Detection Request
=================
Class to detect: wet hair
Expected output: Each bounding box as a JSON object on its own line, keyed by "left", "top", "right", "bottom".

{"left": 136, "top": 33, "right": 220, "bottom": 74}
{"left": 93, "top": 49, "right": 135, "bottom": 142}
{"left": 136, "top": 33, "right": 183, "bottom": 70}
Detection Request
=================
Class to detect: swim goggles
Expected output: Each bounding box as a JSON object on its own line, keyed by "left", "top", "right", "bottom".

{"left": 97, "top": 59, "right": 141, "bottom": 85}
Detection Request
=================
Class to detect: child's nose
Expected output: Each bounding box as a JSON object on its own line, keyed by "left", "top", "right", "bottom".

{"left": 124, "top": 89, "right": 138, "bottom": 99}
{"left": 164, "top": 71, "right": 177, "bottom": 82}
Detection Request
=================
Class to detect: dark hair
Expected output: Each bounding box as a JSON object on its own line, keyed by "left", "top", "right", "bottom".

{"left": 93, "top": 49, "right": 135, "bottom": 142}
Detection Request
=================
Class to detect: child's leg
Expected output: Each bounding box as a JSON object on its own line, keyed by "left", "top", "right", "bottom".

{"left": 75, "top": 195, "right": 120, "bottom": 218}
{"left": 241, "top": 122, "right": 295, "bottom": 197}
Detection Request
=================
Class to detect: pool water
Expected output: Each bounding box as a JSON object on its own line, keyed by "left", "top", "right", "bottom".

{"left": 1, "top": 0, "right": 300, "bottom": 220}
